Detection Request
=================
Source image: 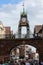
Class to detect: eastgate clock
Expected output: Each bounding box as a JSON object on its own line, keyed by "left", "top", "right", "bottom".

{"left": 22, "top": 17, "right": 26, "bottom": 22}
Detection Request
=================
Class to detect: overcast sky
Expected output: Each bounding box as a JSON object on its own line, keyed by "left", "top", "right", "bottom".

{"left": 0, "top": 0, "right": 43, "bottom": 33}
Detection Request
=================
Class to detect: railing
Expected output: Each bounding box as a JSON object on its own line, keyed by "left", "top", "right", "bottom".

{"left": 0, "top": 34, "right": 43, "bottom": 39}
{"left": 0, "top": 34, "right": 34, "bottom": 39}
{"left": 15, "top": 34, "right": 34, "bottom": 39}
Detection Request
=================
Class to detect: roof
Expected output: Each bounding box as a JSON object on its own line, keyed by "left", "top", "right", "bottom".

{"left": 34, "top": 25, "right": 43, "bottom": 33}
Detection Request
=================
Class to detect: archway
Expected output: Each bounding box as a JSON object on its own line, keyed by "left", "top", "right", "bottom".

{"left": 10, "top": 44, "right": 39, "bottom": 62}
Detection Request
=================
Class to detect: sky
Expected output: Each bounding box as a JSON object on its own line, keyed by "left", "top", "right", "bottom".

{"left": 0, "top": 0, "right": 43, "bottom": 34}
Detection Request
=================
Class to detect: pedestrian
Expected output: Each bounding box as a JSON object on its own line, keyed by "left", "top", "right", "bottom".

{"left": 14, "top": 60, "right": 19, "bottom": 65}
{"left": 21, "top": 59, "right": 25, "bottom": 65}
{"left": 39, "top": 61, "right": 41, "bottom": 65}
{"left": 25, "top": 59, "right": 31, "bottom": 65}
{"left": 8, "top": 60, "right": 14, "bottom": 65}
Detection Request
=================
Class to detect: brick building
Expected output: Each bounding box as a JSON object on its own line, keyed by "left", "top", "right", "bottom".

{"left": 5, "top": 27, "right": 12, "bottom": 38}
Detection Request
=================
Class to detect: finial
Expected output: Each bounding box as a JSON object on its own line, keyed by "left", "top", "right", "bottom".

{"left": 22, "top": 2, "right": 25, "bottom": 12}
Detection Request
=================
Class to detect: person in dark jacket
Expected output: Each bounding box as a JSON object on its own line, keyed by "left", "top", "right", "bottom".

{"left": 8, "top": 60, "right": 14, "bottom": 65}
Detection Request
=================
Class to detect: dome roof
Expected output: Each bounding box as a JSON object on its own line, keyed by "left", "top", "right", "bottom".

{"left": 21, "top": 11, "right": 27, "bottom": 16}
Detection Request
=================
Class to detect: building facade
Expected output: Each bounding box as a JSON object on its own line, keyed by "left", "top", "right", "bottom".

{"left": 34, "top": 25, "right": 43, "bottom": 37}
{"left": 0, "top": 21, "right": 13, "bottom": 39}
{"left": 0, "top": 21, "right": 5, "bottom": 38}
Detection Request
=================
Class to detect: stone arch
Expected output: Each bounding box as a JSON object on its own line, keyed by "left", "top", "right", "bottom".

{"left": 0, "top": 38, "right": 43, "bottom": 62}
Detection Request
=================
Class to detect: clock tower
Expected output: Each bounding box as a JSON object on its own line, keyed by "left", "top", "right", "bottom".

{"left": 18, "top": 5, "right": 30, "bottom": 38}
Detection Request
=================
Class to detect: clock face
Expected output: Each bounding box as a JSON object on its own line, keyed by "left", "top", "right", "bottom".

{"left": 22, "top": 17, "right": 26, "bottom": 22}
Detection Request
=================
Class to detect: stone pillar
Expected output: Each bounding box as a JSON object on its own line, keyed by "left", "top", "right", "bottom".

{"left": 18, "top": 26, "right": 21, "bottom": 38}
{"left": 27, "top": 26, "right": 29, "bottom": 38}
{"left": 39, "top": 52, "right": 43, "bottom": 62}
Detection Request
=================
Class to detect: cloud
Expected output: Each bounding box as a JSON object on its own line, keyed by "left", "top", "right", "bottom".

{"left": 0, "top": 0, "right": 43, "bottom": 33}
